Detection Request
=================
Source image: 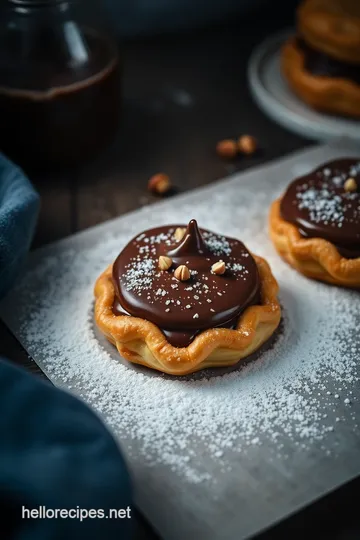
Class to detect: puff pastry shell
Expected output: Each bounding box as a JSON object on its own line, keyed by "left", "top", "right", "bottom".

{"left": 269, "top": 198, "right": 360, "bottom": 287}
{"left": 281, "top": 37, "right": 360, "bottom": 118}
{"left": 94, "top": 255, "right": 281, "bottom": 376}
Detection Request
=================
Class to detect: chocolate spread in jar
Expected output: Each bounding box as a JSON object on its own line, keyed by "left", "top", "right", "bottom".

{"left": 112, "top": 219, "right": 261, "bottom": 348}
{"left": 0, "top": 28, "right": 120, "bottom": 169}
{"left": 280, "top": 158, "right": 360, "bottom": 259}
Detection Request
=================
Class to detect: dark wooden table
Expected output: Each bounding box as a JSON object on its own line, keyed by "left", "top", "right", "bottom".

{"left": 1, "top": 11, "right": 359, "bottom": 540}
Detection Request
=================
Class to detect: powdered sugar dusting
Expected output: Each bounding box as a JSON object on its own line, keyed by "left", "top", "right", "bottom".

{"left": 123, "top": 258, "right": 155, "bottom": 291}
{"left": 0, "top": 150, "right": 359, "bottom": 499}
{"left": 203, "top": 231, "right": 232, "bottom": 256}
{"left": 294, "top": 160, "right": 360, "bottom": 228}
{"left": 2, "top": 230, "right": 359, "bottom": 487}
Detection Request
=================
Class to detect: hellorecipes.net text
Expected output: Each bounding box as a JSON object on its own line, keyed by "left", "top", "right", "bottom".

{"left": 22, "top": 506, "right": 132, "bottom": 522}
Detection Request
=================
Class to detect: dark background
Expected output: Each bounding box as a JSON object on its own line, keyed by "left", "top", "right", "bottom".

{"left": 1, "top": 1, "right": 359, "bottom": 538}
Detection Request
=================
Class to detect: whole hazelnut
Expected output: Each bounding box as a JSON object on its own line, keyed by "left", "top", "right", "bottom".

{"left": 174, "top": 227, "right": 186, "bottom": 242}
{"left": 148, "top": 173, "right": 171, "bottom": 195}
{"left": 344, "top": 177, "right": 357, "bottom": 192}
{"left": 211, "top": 260, "right": 226, "bottom": 275}
{"left": 174, "top": 265, "right": 191, "bottom": 281}
{"left": 238, "top": 135, "right": 257, "bottom": 155}
{"left": 158, "top": 256, "right": 173, "bottom": 271}
{"left": 216, "top": 139, "right": 238, "bottom": 159}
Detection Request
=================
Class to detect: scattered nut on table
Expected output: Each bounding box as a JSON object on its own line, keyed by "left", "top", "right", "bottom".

{"left": 148, "top": 173, "right": 172, "bottom": 195}
{"left": 238, "top": 135, "right": 257, "bottom": 155}
{"left": 216, "top": 139, "right": 238, "bottom": 159}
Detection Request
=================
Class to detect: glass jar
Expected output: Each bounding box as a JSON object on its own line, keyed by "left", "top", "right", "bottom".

{"left": 0, "top": 0, "right": 121, "bottom": 170}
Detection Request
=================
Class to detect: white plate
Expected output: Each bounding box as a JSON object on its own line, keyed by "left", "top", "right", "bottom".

{"left": 248, "top": 30, "right": 360, "bottom": 142}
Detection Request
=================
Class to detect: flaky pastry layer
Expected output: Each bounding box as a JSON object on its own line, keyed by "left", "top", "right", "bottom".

{"left": 298, "top": 0, "right": 360, "bottom": 64}
{"left": 94, "top": 255, "right": 281, "bottom": 376}
{"left": 281, "top": 37, "right": 360, "bottom": 118}
{"left": 269, "top": 198, "right": 360, "bottom": 287}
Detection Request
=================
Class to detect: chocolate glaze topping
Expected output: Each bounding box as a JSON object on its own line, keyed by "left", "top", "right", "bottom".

{"left": 297, "top": 38, "right": 360, "bottom": 86}
{"left": 112, "top": 220, "right": 261, "bottom": 347}
{"left": 280, "top": 158, "right": 360, "bottom": 258}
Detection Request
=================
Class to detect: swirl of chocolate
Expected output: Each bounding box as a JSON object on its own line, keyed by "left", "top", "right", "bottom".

{"left": 112, "top": 220, "right": 260, "bottom": 347}
{"left": 297, "top": 38, "right": 360, "bottom": 86}
{"left": 280, "top": 158, "right": 360, "bottom": 258}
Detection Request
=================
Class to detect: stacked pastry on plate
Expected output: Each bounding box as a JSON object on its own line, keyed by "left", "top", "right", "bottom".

{"left": 281, "top": 0, "right": 360, "bottom": 117}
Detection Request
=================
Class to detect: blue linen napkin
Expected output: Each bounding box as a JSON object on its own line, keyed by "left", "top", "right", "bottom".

{"left": 0, "top": 153, "right": 40, "bottom": 301}
{"left": 0, "top": 155, "right": 133, "bottom": 538}
{"left": 0, "top": 356, "right": 133, "bottom": 539}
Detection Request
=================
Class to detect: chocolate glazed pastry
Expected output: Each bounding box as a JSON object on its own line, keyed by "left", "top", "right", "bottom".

{"left": 112, "top": 220, "right": 261, "bottom": 347}
{"left": 280, "top": 158, "right": 360, "bottom": 259}
{"left": 95, "top": 220, "right": 280, "bottom": 375}
{"left": 297, "top": 38, "right": 360, "bottom": 86}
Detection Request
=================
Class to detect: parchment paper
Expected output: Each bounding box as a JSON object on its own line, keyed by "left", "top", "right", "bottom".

{"left": 1, "top": 141, "right": 360, "bottom": 540}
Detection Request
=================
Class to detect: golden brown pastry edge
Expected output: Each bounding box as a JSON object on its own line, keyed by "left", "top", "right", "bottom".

{"left": 281, "top": 37, "right": 360, "bottom": 118}
{"left": 94, "top": 255, "right": 281, "bottom": 375}
{"left": 269, "top": 197, "right": 360, "bottom": 287}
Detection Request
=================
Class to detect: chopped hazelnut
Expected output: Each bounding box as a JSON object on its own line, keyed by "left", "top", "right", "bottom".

{"left": 216, "top": 139, "right": 238, "bottom": 159}
{"left": 158, "top": 255, "right": 173, "bottom": 271}
{"left": 148, "top": 173, "right": 171, "bottom": 195}
{"left": 174, "top": 227, "right": 186, "bottom": 242}
{"left": 238, "top": 135, "right": 257, "bottom": 155}
{"left": 211, "top": 260, "right": 226, "bottom": 275}
{"left": 174, "top": 265, "right": 191, "bottom": 281}
{"left": 344, "top": 177, "right": 357, "bottom": 192}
